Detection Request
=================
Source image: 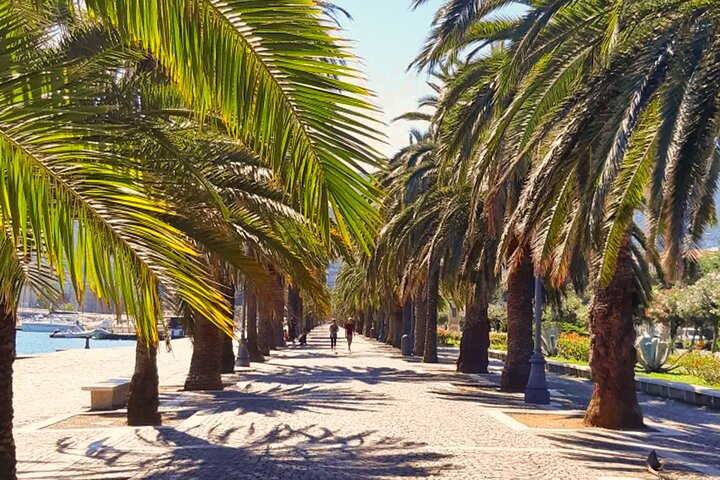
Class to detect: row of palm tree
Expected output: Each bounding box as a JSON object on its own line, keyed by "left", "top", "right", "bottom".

{"left": 0, "top": 2, "right": 381, "bottom": 479}
{"left": 335, "top": 0, "right": 720, "bottom": 430}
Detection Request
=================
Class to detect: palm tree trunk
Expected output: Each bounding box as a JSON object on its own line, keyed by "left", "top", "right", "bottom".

{"left": 413, "top": 290, "right": 427, "bottom": 356}
{"left": 127, "top": 338, "right": 161, "bottom": 426}
{"left": 584, "top": 236, "right": 644, "bottom": 429}
{"left": 384, "top": 308, "right": 394, "bottom": 346}
{"left": 402, "top": 301, "right": 412, "bottom": 338}
{"left": 364, "top": 309, "right": 373, "bottom": 337}
{"left": 304, "top": 313, "right": 313, "bottom": 333}
{"left": 257, "top": 293, "right": 273, "bottom": 355}
{"left": 393, "top": 306, "right": 403, "bottom": 348}
{"left": 501, "top": 245, "right": 533, "bottom": 392}
{"left": 457, "top": 278, "right": 491, "bottom": 373}
{"left": 0, "top": 298, "right": 17, "bottom": 480}
{"left": 184, "top": 315, "right": 223, "bottom": 391}
{"left": 245, "top": 286, "right": 265, "bottom": 362}
{"left": 221, "top": 335, "right": 235, "bottom": 374}
{"left": 272, "top": 274, "right": 285, "bottom": 348}
{"left": 424, "top": 266, "right": 440, "bottom": 363}
{"left": 357, "top": 312, "right": 365, "bottom": 336}
{"left": 220, "top": 281, "right": 236, "bottom": 374}
{"left": 288, "top": 281, "right": 301, "bottom": 341}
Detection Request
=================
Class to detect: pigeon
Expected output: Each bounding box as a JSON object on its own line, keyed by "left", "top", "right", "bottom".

{"left": 646, "top": 450, "right": 665, "bottom": 475}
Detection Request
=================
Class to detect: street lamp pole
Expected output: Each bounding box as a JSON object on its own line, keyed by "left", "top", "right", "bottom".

{"left": 525, "top": 276, "right": 550, "bottom": 404}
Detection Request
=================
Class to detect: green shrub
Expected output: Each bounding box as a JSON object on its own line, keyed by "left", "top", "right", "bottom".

{"left": 437, "top": 328, "right": 461, "bottom": 347}
{"left": 558, "top": 322, "right": 589, "bottom": 336}
{"left": 677, "top": 352, "right": 720, "bottom": 385}
{"left": 556, "top": 332, "right": 591, "bottom": 363}
{"left": 490, "top": 332, "right": 507, "bottom": 350}
{"left": 488, "top": 304, "right": 506, "bottom": 332}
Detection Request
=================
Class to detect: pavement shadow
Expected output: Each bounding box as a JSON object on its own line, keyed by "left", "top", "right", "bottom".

{"left": 169, "top": 384, "right": 390, "bottom": 417}
{"left": 142, "top": 424, "right": 451, "bottom": 479}
{"left": 240, "top": 364, "right": 458, "bottom": 387}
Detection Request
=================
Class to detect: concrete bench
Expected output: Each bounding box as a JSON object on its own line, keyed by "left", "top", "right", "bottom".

{"left": 82, "top": 378, "right": 131, "bottom": 411}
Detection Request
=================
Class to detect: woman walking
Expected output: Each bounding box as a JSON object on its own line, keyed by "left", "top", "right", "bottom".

{"left": 329, "top": 319, "right": 339, "bottom": 352}
{"left": 345, "top": 318, "right": 355, "bottom": 353}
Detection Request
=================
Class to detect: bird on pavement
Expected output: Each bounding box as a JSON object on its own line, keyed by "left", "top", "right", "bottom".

{"left": 646, "top": 450, "right": 665, "bottom": 476}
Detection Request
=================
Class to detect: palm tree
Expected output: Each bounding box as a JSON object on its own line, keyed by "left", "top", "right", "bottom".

{"left": 412, "top": 0, "right": 720, "bottom": 427}
{"left": 63, "top": 0, "right": 384, "bottom": 251}
{"left": 0, "top": 4, "right": 233, "bottom": 475}
{"left": 1, "top": 2, "right": 382, "bottom": 469}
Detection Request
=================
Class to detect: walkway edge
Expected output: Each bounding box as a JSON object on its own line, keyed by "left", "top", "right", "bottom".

{"left": 488, "top": 349, "right": 720, "bottom": 410}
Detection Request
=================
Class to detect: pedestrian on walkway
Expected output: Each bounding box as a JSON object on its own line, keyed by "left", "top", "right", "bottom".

{"left": 345, "top": 318, "right": 355, "bottom": 353}
{"left": 329, "top": 319, "right": 339, "bottom": 351}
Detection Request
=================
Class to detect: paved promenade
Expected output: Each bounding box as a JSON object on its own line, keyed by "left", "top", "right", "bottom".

{"left": 14, "top": 331, "right": 720, "bottom": 479}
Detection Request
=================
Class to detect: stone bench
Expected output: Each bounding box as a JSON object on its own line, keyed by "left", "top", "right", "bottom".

{"left": 82, "top": 378, "right": 131, "bottom": 411}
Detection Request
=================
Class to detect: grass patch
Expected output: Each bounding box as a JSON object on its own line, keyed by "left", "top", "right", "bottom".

{"left": 635, "top": 370, "right": 720, "bottom": 390}
{"left": 542, "top": 356, "right": 720, "bottom": 390}
{"left": 547, "top": 356, "right": 589, "bottom": 367}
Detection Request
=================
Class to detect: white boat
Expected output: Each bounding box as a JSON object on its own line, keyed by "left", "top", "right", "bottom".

{"left": 21, "top": 311, "right": 83, "bottom": 333}
{"left": 50, "top": 327, "right": 98, "bottom": 339}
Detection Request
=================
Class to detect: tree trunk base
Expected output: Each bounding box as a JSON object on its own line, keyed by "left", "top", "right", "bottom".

{"left": 584, "top": 235, "right": 644, "bottom": 429}
{"left": 0, "top": 305, "right": 16, "bottom": 480}
{"left": 456, "top": 323, "right": 490, "bottom": 373}
{"left": 584, "top": 388, "right": 644, "bottom": 429}
{"left": 500, "top": 364, "right": 531, "bottom": 392}
{"left": 248, "top": 343, "right": 266, "bottom": 363}
{"left": 221, "top": 336, "right": 235, "bottom": 374}
{"left": 500, "top": 244, "right": 533, "bottom": 393}
{"left": 184, "top": 316, "right": 223, "bottom": 392}
{"left": 127, "top": 341, "right": 161, "bottom": 426}
{"left": 184, "top": 374, "right": 224, "bottom": 391}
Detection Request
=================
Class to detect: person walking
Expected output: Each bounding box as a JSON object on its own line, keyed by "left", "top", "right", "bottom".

{"left": 345, "top": 318, "right": 355, "bottom": 353}
{"left": 329, "top": 319, "right": 339, "bottom": 352}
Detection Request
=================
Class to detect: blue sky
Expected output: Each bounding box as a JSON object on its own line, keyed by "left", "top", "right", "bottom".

{"left": 332, "top": 0, "right": 443, "bottom": 157}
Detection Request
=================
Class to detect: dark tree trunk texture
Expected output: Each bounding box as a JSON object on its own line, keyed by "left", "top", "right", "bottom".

{"left": 402, "top": 301, "right": 412, "bottom": 337}
{"left": 457, "top": 278, "right": 491, "bottom": 373}
{"left": 304, "top": 313, "right": 313, "bottom": 333}
{"left": 501, "top": 245, "right": 534, "bottom": 392}
{"left": 364, "top": 309, "right": 373, "bottom": 337}
{"left": 0, "top": 299, "right": 17, "bottom": 480}
{"left": 424, "top": 266, "right": 440, "bottom": 363}
{"left": 245, "top": 286, "right": 265, "bottom": 362}
{"left": 184, "top": 315, "right": 223, "bottom": 391}
{"left": 272, "top": 274, "right": 285, "bottom": 348}
{"left": 413, "top": 291, "right": 427, "bottom": 357}
{"left": 377, "top": 312, "right": 385, "bottom": 341}
{"left": 127, "top": 338, "right": 161, "bottom": 426}
{"left": 257, "top": 292, "right": 274, "bottom": 355}
{"left": 384, "top": 308, "right": 395, "bottom": 346}
{"left": 221, "top": 335, "right": 235, "bottom": 374}
{"left": 221, "top": 281, "right": 236, "bottom": 374}
{"left": 357, "top": 312, "right": 365, "bottom": 337}
{"left": 393, "top": 306, "right": 403, "bottom": 348}
{"left": 288, "top": 281, "right": 301, "bottom": 341}
{"left": 584, "top": 237, "right": 644, "bottom": 429}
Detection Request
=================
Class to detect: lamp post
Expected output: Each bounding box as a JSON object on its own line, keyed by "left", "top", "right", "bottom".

{"left": 525, "top": 276, "right": 550, "bottom": 404}
{"left": 235, "top": 282, "right": 250, "bottom": 367}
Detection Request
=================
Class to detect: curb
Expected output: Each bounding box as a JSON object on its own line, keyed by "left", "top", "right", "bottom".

{"left": 488, "top": 349, "right": 720, "bottom": 410}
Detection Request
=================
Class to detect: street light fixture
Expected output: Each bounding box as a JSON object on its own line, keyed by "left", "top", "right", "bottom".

{"left": 525, "top": 276, "right": 550, "bottom": 404}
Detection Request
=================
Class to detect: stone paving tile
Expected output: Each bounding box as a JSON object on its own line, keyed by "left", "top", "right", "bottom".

{"left": 15, "top": 332, "right": 720, "bottom": 479}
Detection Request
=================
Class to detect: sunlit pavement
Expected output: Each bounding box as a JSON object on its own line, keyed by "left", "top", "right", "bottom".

{"left": 15, "top": 330, "right": 720, "bottom": 479}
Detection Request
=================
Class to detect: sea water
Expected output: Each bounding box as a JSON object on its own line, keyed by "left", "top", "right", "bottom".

{"left": 16, "top": 331, "right": 135, "bottom": 356}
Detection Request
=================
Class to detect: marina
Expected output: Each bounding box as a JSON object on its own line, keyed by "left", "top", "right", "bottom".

{"left": 16, "top": 331, "right": 136, "bottom": 356}
{"left": 16, "top": 310, "right": 185, "bottom": 355}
